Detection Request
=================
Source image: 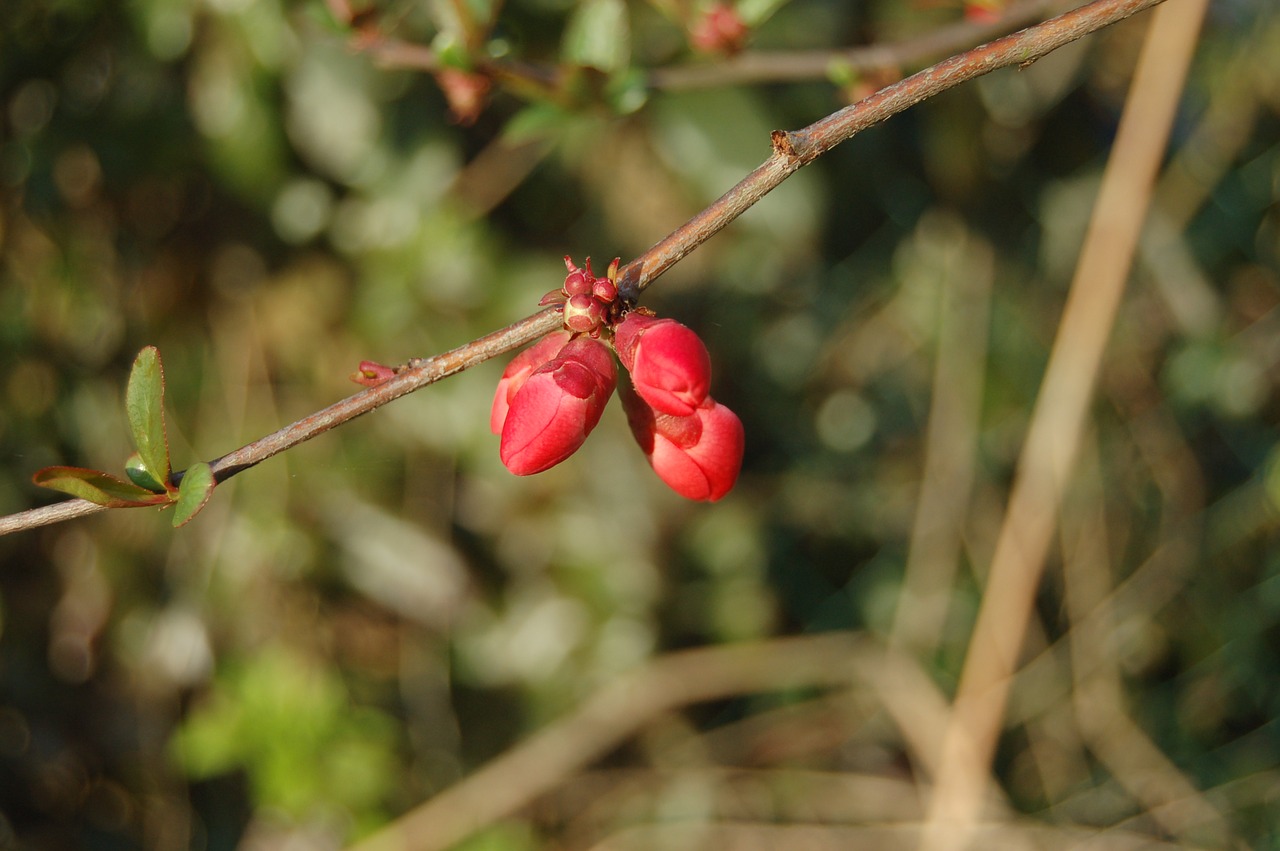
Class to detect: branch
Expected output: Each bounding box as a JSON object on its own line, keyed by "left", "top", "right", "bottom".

{"left": 359, "top": 0, "right": 1064, "bottom": 93}
{"left": 647, "top": 0, "right": 1065, "bottom": 90}
{"left": 918, "top": 0, "right": 1208, "bottom": 847}
{"left": 0, "top": 309, "right": 561, "bottom": 536}
{"left": 346, "top": 633, "right": 874, "bottom": 851}
{"left": 0, "top": 0, "right": 1167, "bottom": 537}
{"left": 615, "top": 0, "right": 1165, "bottom": 298}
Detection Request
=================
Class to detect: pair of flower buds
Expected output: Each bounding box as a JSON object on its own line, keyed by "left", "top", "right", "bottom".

{"left": 490, "top": 311, "right": 744, "bottom": 502}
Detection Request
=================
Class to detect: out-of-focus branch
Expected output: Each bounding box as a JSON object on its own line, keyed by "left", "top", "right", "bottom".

{"left": 1, "top": 0, "right": 1167, "bottom": 537}
{"left": 648, "top": 0, "right": 1064, "bottom": 90}
{"left": 358, "top": 0, "right": 1064, "bottom": 91}
{"left": 917, "top": 1, "right": 1209, "bottom": 848}
{"left": 347, "top": 633, "right": 871, "bottom": 851}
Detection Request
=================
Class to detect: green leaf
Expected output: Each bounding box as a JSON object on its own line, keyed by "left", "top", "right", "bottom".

{"left": 605, "top": 68, "right": 648, "bottom": 115}
{"left": 303, "top": 0, "right": 348, "bottom": 34}
{"left": 562, "top": 0, "right": 629, "bottom": 74}
{"left": 737, "top": 0, "right": 793, "bottom": 27}
{"left": 826, "top": 59, "right": 857, "bottom": 89}
{"left": 461, "top": 0, "right": 498, "bottom": 26}
{"left": 33, "top": 467, "right": 174, "bottom": 508}
{"left": 127, "top": 346, "right": 172, "bottom": 490}
{"left": 431, "top": 30, "right": 472, "bottom": 71}
{"left": 172, "top": 462, "right": 216, "bottom": 527}
{"left": 501, "top": 103, "right": 572, "bottom": 145}
{"left": 125, "top": 451, "right": 168, "bottom": 493}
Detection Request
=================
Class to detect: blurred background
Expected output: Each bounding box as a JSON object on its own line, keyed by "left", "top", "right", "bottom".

{"left": 2, "top": 0, "right": 1279, "bottom": 847}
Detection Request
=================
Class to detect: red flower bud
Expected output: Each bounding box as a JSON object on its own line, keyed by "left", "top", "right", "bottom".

{"left": 621, "top": 383, "right": 743, "bottom": 502}
{"left": 434, "top": 68, "right": 492, "bottom": 126}
{"left": 500, "top": 337, "right": 617, "bottom": 475}
{"left": 690, "top": 2, "right": 749, "bottom": 56}
{"left": 563, "top": 256, "right": 592, "bottom": 297}
{"left": 563, "top": 293, "right": 607, "bottom": 334}
{"left": 614, "top": 313, "right": 712, "bottom": 417}
{"left": 490, "top": 332, "right": 571, "bottom": 435}
{"left": 964, "top": 0, "right": 1004, "bottom": 23}
{"left": 592, "top": 276, "right": 617, "bottom": 303}
{"left": 351, "top": 360, "right": 398, "bottom": 387}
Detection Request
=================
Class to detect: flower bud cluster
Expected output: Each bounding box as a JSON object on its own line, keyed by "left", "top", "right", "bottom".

{"left": 489, "top": 258, "right": 744, "bottom": 501}
{"left": 540, "top": 256, "right": 621, "bottom": 337}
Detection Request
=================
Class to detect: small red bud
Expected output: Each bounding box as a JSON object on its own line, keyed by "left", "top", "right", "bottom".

{"left": 563, "top": 293, "right": 606, "bottom": 334}
{"left": 500, "top": 338, "right": 617, "bottom": 475}
{"left": 690, "top": 2, "right": 749, "bottom": 55}
{"left": 564, "top": 272, "right": 591, "bottom": 297}
{"left": 435, "top": 68, "right": 491, "bottom": 126}
{"left": 563, "top": 256, "right": 596, "bottom": 297}
{"left": 964, "top": 0, "right": 1004, "bottom": 23}
{"left": 592, "top": 277, "right": 617, "bottom": 303}
{"left": 352, "top": 360, "right": 398, "bottom": 387}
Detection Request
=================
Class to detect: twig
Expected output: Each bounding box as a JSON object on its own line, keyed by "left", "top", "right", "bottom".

{"left": 648, "top": 0, "right": 1063, "bottom": 90}
{"left": 888, "top": 220, "right": 993, "bottom": 657}
{"left": 917, "top": 1, "right": 1210, "bottom": 848}
{"left": 346, "top": 633, "right": 870, "bottom": 851}
{"left": 614, "top": 0, "right": 1168, "bottom": 299}
{"left": 1062, "top": 439, "right": 1228, "bottom": 842}
{"left": 358, "top": 0, "right": 1062, "bottom": 92}
{"left": 0, "top": 309, "right": 562, "bottom": 536}
{"left": 2, "top": 0, "right": 1169, "bottom": 538}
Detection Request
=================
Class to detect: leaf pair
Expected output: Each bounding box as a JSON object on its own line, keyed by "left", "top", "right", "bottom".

{"left": 33, "top": 347, "right": 216, "bottom": 527}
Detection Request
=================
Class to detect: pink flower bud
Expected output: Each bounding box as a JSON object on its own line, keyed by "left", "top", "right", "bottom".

{"left": 434, "top": 68, "right": 492, "bottom": 126}
{"left": 592, "top": 277, "right": 617, "bottom": 303}
{"left": 964, "top": 0, "right": 1004, "bottom": 23}
{"left": 563, "top": 293, "right": 607, "bottom": 334}
{"left": 490, "top": 332, "right": 571, "bottom": 435}
{"left": 563, "top": 256, "right": 594, "bottom": 297}
{"left": 500, "top": 338, "right": 617, "bottom": 475}
{"left": 351, "top": 360, "right": 398, "bottom": 387}
{"left": 621, "top": 383, "right": 744, "bottom": 502}
{"left": 614, "top": 313, "right": 712, "bottom": 417}
{"left": 690, "top": 2, "right": 749, "bottom": 55}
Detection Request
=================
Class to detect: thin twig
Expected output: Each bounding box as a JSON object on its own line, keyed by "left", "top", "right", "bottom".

{"left": 0, "top": 309, "right": 562, "bottom": 536}
{"left": 614, "top": 0, "right": 1168, "bottom": 299}
{"left": 347, "top": 633, "right": 871, "bottom": 851}
{"left": 359, "top": 0, "right": 1062, "bottom": 92}
{"left": 2, "top": 0, "right": 1168, "bottom": 538}
{"left": 889, "top": 220, "right": 993, "bottom": 657}
{"left": 648, "top": 0, "right": 1063, "bottom": 90}
{"left": 918, "top": 1, "right": 1209, "bottom": 848}
{"left": 1063, "top": 438, "right": 1228, "bottom": 842}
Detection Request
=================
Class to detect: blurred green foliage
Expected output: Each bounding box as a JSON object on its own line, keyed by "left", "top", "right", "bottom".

{"left": 2, "top": 0, "right": 1280, "bottom": 848}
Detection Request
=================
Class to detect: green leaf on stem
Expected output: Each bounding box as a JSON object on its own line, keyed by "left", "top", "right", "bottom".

{"left": 502, "top": 103, "right": 573, "bottom": 144}
{"left": 172, "top": 462, "right": 216, "bottom": 527}
{"left": 737, "top": 0, "right": 793, "bottom": 27}
{"left": 126, "top": 346, "right": 172, "bottom": 491}
{"left": 33, "top": 467, "right": 174, "bottom": 508}
{"left": 125, "top": 451, "right": 168, "bottom": 493}
{"left": 563, "top": 0, "right": 630, "bottom": 74}
{"left": 605, "top": 68, "right": 648, "bottom": 115}
{"left": 431, "top": 30, "right": 472, "bottom": 70}
{"left": 304, "top": 1, "right": 348, "bottom": 34}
